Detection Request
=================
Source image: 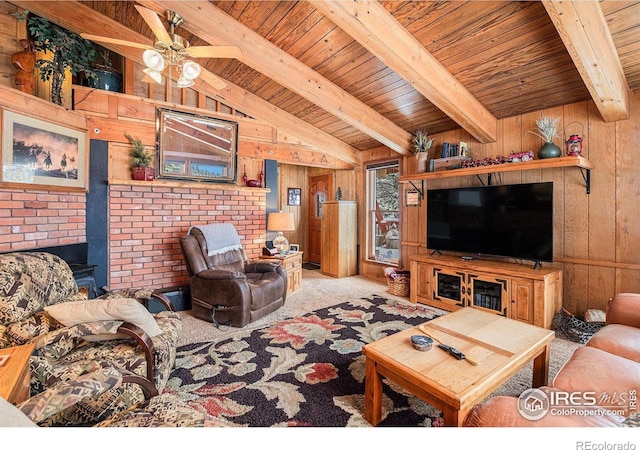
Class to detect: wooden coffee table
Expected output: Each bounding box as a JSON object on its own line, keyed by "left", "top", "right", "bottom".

{"left": 0, "top": 343, "right": 35, "bottom": 404}
{"left": 363, "top": 307, "right": 555, "bottom": 426}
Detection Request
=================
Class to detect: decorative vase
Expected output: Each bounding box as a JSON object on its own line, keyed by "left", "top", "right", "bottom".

{"left": 416, "top": 153, "right": 429, "bottom": 173}
{"left": 88, "top": 66, "right": 122, "bottom": 92}
{"left": 538, "top": 142, "right": 561, "bottom": 159}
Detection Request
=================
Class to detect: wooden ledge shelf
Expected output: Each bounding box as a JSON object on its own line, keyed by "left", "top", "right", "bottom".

{"left": 399, "top": 156, "right": 593, "bottom": 194}
{"left": 109, "top": 179, "right": 270, "bottom": 192}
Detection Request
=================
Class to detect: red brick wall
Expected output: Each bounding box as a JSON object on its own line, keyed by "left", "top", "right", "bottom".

{"left": 0, "top": 188, "right": 86, "bottom": 252}
{"left": 108, "top": 183, "right": 267, "bottom": 291}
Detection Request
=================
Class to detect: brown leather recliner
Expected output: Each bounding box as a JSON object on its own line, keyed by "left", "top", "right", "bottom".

{"left": 180, "top": 223, "right": 287, "bottom": 327}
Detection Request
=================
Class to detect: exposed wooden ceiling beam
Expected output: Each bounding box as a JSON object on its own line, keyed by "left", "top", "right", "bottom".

{"left": 138, "top": 0, "right": 413, "bottom": 156}
{"left": 310, "top": 0, "right": 497, "bottom": 144}
{"left": 11, "top": 0, "right": 361, "bottom": 167}
{"left": 542, "top": 0, "right": 629, "bottom": 122}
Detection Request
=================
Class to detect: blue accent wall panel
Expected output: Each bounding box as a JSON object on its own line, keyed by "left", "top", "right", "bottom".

{"left": 87, "top": 140, "right": 109, "bottom": 293}
{"left": 265, "top": 159, "right": 278, "bottom": 213}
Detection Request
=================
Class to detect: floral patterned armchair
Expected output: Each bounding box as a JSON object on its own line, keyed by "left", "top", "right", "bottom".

{"left": 0, "top": 362, "right": 218, "bottom": 427}
{"left": 0, "top": 251, "right": 182, "bottom": 425}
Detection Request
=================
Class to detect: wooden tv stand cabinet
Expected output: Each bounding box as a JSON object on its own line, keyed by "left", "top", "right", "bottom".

{"left": 409, "top": 254, "right": 562, "bottom": 329}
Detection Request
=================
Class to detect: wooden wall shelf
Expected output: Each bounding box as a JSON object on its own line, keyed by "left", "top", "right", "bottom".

{"left": 399, "top": 156, "right": 594, "bottom": 194}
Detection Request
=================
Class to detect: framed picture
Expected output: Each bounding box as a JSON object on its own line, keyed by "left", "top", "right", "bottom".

{"left": 405, "top": 189, "right": 421, "bottom": 206}
{"left": 1, "top": 110, "right": 88, "bottom": 190}
{"left": 156, "top": 108, "right": 238, "bottom": 183}
{"left": 288, "top": 187, "right": 301, "bottom": 206}
{"left": 289, "top": 244, "right": 299, "bottom": 252}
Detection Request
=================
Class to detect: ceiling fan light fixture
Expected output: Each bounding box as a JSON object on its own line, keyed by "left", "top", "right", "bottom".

{"left": 81, "top": 6, "right": 238, "bottom": 91}
{"left": 143, "top": 49, "right": 166, "bottom": 71}
{"left": 143, "top": 67, "right": 163, "bottom": 84}
{"left": 182, "top": 60, "right": 201, "bottom": 80}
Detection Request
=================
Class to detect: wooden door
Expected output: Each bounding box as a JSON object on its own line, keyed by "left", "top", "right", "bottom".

{"left": 307, "top": 173, "right": 332, "bottom": 264}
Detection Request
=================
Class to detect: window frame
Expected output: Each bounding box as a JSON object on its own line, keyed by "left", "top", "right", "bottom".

{"left": 365, "top": 158, "right": 401, "bottom": 266}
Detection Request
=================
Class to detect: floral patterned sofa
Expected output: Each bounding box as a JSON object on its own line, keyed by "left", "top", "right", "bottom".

{"left": 0, "top": 251, "right": 182, "bottom": 425}
{"left": 0, "top": 362, "right": 218, "bottom": 427}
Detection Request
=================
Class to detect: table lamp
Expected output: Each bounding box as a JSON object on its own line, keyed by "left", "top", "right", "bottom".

{"left": 267, "top": 211, "right": 295, "bottom": 254}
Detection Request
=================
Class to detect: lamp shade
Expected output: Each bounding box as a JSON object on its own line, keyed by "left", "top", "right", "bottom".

{"left": 142, "top": 68, "right": 163, "bottom": 84}
{"left": 267, "top": 212, "right": 295, "bottom": 232}
{"left": 182, "top": 60, "right": 202, "bottom": 80}
{"left": 143, "top": 49, "right": 166, "bottom": 71}
{"left": 176, "top": 76, "right": 195, "bottom": 88}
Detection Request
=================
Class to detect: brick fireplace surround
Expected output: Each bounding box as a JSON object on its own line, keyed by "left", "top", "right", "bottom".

{"left": 1, "top": 183, "right": 268, "bottom": 293}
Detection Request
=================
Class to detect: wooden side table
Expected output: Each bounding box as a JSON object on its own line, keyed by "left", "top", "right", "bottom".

{"left": 0, "top": 343, "right": 35, "bottom": 404}
{"left": 259, "top": 251, "right": 303, "bottom": 295}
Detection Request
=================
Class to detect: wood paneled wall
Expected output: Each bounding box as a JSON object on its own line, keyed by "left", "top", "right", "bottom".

{"left": 393, "top": 93, "right": 640, "bottom": 316}
{"left": 277, "top": 164, "right": 308, "bottom": 256}
{"left": 277, "top": 164, "right": 357, "bottom": 262}
{"left": 0, "top": 2, "right": 24, "bottom": 91}
{"left": 2, "top": 0, "right": 638, "bottom": 314}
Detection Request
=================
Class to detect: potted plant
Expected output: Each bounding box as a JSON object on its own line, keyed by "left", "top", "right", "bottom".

{"left": 126, "top": 133, "right": 155, "bottom": 181}
{"left": 530, "top": 116, "right": 561, "bottom": 159}
{"left": 17, "top": 12, "right": 97, "bottom": 106}
{"left": 88, "top": 47, "right": 122, "bottom": 93}
{"left": 412, "top": 130, "right": 434, "bottom": 173}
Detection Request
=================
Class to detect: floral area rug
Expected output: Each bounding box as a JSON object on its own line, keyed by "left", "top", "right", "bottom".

{"left": 165, "top": 295, "right": 447, "bottom": 427}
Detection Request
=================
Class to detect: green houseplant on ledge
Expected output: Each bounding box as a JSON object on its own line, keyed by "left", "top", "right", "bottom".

{"left": 16, "top": 12, "right": 97, "bottom": 106}
{"left": 126, "top": 133, "right": 155, "bottom": 181}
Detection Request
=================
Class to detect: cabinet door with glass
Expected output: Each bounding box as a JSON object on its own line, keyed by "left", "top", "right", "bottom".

{"left": 432, "top": 267, "right": 467, "bottom": 308}
{"left": 469, "top": 274, "right": 509, "bottom": 316}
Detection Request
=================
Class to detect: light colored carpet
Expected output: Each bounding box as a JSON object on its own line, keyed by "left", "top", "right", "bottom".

{"left": 177, "top": 268, "right": 581, "bottom": 398}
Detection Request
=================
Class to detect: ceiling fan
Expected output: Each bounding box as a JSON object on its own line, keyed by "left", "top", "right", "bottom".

{"left": 81, "top": 5, "right": 242, "bottom": 89}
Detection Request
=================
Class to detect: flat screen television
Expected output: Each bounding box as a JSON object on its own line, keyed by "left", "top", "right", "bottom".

{"left": 426, "top": 182, "right": 553, "bottom": 263}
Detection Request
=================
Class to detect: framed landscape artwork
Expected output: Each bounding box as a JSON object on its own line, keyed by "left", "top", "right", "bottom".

{"left": 1, "top": 110, "right": 87, "bottom": 190}
{"left": 156, "top": 108, "right": 238, "bottom": 183}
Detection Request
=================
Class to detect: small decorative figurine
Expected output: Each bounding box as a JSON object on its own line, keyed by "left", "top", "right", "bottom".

{"left": 259, "top": 166, "right": 264, "bottom": 188}
{"left": 11, "top": 39, "right": 36, "bottom": 95}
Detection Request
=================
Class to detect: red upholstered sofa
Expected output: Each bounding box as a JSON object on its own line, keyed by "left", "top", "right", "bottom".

{"left": 464, "top": 293, "right": 640, "bottom": 427}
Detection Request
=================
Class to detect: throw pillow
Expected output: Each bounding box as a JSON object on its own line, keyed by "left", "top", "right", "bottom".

{"left": 45, "top": 297, "right": 162, "bottom": 337}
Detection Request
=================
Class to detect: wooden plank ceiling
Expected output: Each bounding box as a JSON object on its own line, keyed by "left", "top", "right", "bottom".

{"left": 11, "top": 1, "right": 640, "bottom": 165}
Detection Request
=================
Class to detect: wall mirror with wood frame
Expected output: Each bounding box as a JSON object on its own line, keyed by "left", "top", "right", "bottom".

{"left": 156, "top": 108, "right": 238, "bottom": 183}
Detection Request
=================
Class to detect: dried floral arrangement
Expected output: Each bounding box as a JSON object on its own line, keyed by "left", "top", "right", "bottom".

{"left": 530, "top": 116, "right": 560, "bottom": 143}
{"left": 412, "top": 130, "right": 434, "bottom": 154}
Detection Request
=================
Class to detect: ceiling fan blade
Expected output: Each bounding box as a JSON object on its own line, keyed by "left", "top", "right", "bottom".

{"left": 187, "top": 46, "right": 243, "bottom": 60}
{"left": 199, "top": 69, "right": 228, "bottom": 90}
{"left": 81, "top": 33, "right": 150, "bottom": 50}
{"left": 134, "top": 5, "right": 172, "bottom": 44}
